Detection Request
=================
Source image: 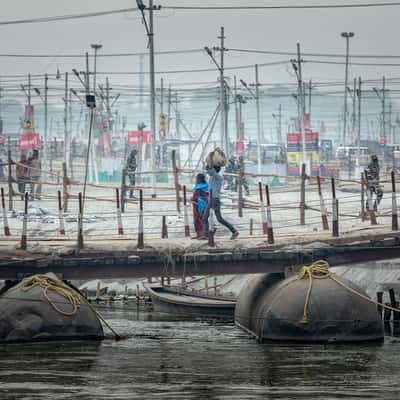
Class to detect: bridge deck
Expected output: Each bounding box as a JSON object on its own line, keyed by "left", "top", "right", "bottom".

{"left": 1, "top": 226, "right": 400, "bottom": 280}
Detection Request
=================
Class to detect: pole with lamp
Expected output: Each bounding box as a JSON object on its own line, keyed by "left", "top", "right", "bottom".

{"left": 240, "top": 65, "right": 262, "bottom": 176}
{"left": 137, "top": 0, "right": 160, "bottom": 198}
{"left": 341, "top": 32, "right": 355, "bottom": 147}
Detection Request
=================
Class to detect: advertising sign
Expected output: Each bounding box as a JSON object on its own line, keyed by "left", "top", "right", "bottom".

{"left": 19, "top": 133, "right": 41, "bottom": 150}
{"left": 127, "top": 131, "right": 151, "bottom": 146}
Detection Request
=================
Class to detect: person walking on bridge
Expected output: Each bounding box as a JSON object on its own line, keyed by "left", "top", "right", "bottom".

{"left": 366, "top": 154, "right": 383, "bottom": 212}
{"left": 126, "top": 149, "right": 137, "bottom": 199}
{"left": 203, "top": 165, "right": 239, "bottom": 240}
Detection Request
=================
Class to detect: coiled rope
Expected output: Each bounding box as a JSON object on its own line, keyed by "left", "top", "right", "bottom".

{"left": 298, "top": 260, "right": 400, "bottom": 324}
{"left": 10, "top": 274, "right": 122, "bottom": 340}
{"left": 12, "top": 274, "right": 81, "bottom": 316}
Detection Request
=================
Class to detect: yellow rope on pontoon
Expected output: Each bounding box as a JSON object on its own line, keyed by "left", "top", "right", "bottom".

{"left": 298, "top": 260, "right": 400, "bottom": 324}
{"left": 12, "top": 274, "right": 81, "bottom": 316}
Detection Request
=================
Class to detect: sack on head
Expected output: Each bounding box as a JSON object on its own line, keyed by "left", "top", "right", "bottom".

{"left": 206, "top": 147, "right": 226, "bottom": 168}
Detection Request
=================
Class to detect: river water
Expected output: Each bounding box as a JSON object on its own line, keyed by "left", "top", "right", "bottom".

{"left": 0, "top": 306, "right": 399, "bottom": 400}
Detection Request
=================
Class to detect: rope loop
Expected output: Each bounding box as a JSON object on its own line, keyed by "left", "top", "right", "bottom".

{"left": 12, "top": 274, "right": 81, "bottom": 316}
{"left": 297, "top": 259, "right": 400, "bottom": 325}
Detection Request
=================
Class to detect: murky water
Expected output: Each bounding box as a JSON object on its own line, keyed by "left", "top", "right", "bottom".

{"left": 0, "top": 306, "right": 399, "bottom": 400}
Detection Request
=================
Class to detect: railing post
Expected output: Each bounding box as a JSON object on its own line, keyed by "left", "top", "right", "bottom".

{"left": 20, "top": 192, "right": 28, "bottom": 250}
{"left": 258, "top": 181, "right": 268, "bottom": 234}
{"left": 238, "top": 157, "right": 244, "bottom": 217}
{"left": 361, "top": 172, "right": 366, "bottom": 222}
{"left": 300, "top": 163, "right": 306, "bottom": 225}
{"left": 116, "top": 188, "right": 124, "bottom": 235}
{"left": 57, "top": 190, "right": 65, "bottom": 235}
{"left": 1, "top": 187, "right": 10, "bottom": 236}
{"left": 331, "top": 177, "right": 339, "bottom": 237}
{"left": 249, "top": 218, "right": 253, "bottom": 236}
{"left": 137, "top": 189, "right": 144, "bottom": 249}
{"left": 172, "top": 150, "right": 181, "bottom": 213}
{"left": 208, "top": 189, "right": 215, "bottom": 247}
{"left": 162, "top": 215, "right": 168, "bottom": 238}
{"left": 7, "top": 148, "right": 13, "bottom": 211}
{"left": 317, "top": 175, "right": 329, "bottom": 230}
{"left": 391, "top": 170, "right": 398, "bottom": 231}
{"left": 265, "top": 185, "right": 274, "bottom": 244}
{"left": 121, "top": 168, "right": 127, "bottom": 213}
{"left": 77, "top": 192, "right": 84, "bottom": 250}
{"left": 62, "top": 161, "right": 69, "bottom": 212}
{"left": 183, "top": 185, "right": 190, "bottom": 237}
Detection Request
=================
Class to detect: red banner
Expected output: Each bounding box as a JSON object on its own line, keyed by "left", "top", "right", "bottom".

{"left": 235, "top": 141, "right": 244, "bottom": 154}
{"left": 127, "top": 131, "right": 151, "bottom": 146}
{"left": 19, "top": 133, "right": 41, "bottom": 150}
{"left": 0, "top": 135, "right": 6, "bottom": 143}
{"left": 287, "top": 133, "right": 301, "bottom": 143}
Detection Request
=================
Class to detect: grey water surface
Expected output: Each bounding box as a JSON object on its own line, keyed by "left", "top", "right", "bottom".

{"left": 0, "top": 306, "right": 399, "bottom": 400}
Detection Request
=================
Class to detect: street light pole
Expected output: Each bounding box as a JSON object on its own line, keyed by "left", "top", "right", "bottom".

{"left": 219, "top": 26, "right": 226, "bottom": 155}
{"left": 255, "top": 64, "right": 262, "bottom": 175}
{"left": 341, "top": 32, "right": 354, "bottom": 146}
{"left": 44, "top": 73, "right": 48, "bottom": 172}
{"left": 91, "top": 44, "right": 102, "bottom": 95}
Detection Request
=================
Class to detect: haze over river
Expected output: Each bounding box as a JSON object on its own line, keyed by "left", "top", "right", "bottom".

{"left": 0, "top": 306, "right": 399, "bottom": 399}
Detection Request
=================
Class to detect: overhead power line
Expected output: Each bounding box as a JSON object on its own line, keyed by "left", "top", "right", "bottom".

{"left": 164, "top": 2, "right": 400, "bottom": 10}
{"left": 0, "top": 8, "right": 137, "bottom": 26}
{"left": 0, "top": 2, "right": 399, "bottom": 26}
{"left": 230, "top": 48, "right": 400, "bottom": 60}
{"left": 0, "top": 49, "right": 203, "bottom": 58}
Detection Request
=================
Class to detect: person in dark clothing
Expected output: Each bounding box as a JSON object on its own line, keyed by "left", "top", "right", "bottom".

{"left": 366, "top": 154, "right": 383, "bottom": 212}
{"left": 16, "top": 154, "right": 28, "bottom": 200}
{"left": 126, "top": 149, "right": 137, "bottom": 198}
{"left": 203, "top": 166, "right": 239, "bottom": 240}
{"left": 191, "top": 173, "right": 209, "bottom": 238}
{"left": 224, "top": 157, "right": 236, "bottom": 191}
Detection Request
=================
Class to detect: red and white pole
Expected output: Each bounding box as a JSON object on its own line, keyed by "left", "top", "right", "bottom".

{"left": 20, "top": 192, "right": 28, "bottom": 249}
{"left": 77, "top": 192, "right": 84, "bottom": 250}
{"left": 57, "top": 190, "right": 65, "bottom": 235}
{"left": 116, "top": 188, "right": 124, "bottom": 235}
{"left": 331, "top": 178, "right": 339, "bottom": 237}
{"left": 391, "top": 170, "right": 398, "bottom": 231}
{"left": 258, "top": 181, "right": 268, "bottom": 234}
{"left": 208, "top": 189, "right": 215, "bottom": 247}
{"left": 265, "top": 185, "right": 274, "bottom": 244}
{"left": 137, "top": 189, "right": 144, "bottom": 249}
{"left": 317, "top": 176, "right": 329, "bottom": 231}
{"left": 1, "top": 187, "right": 10, "bottom": 236}
{"left": 183, "top": 185, "right": 190, "bottom": 237}
{"left": 364, "top": 170, "right": 377, "bottom": 225}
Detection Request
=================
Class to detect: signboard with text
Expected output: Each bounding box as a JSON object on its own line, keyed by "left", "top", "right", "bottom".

{"left": 127, "top": 131, "right": 151, "bottom": 146}
{"left": 19, "top": 133, "right": 41, "bottom": 150}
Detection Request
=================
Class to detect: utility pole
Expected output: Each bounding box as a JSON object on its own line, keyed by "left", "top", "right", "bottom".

{"left": 167, "top": 85, "right": 172, "bottom": 136}
{"left": 234, "top": 76, "right": 239, "bottom": 144}
{"left": 341, "top": 32, "right": 355, "bottom": 146}
{"left": 218, "top": 27, "right": 227, "bottom": 154}
{"left": 91, "top": 44, "right": 102, "bottom": 95}
{"left": 278, "top": 104, "right": 282, "bottom": 144}
{"left": 64, "top": 72, "right": 69, "bottom": 170}
{"left": 137, "top": 0, "right": 159, "bottom": 196}
{"left": 352, "top": 77, "right": 357, "bottom": 142}
{"left": 296, "top": 43, "right": 306, "bottom": 166}
{"left": 255, "top": 64, "right": 262, "bottom": 175}
{"left": 308, "top": 79, "right": 312, "bottom": 121}
{"left": 175, "top": 92, "right": 180, "bottom": 140}
{"left": 28, "top": 73, "right": 31, "bottom": 106}
{"left": 44, "top": 74, "right": 48, "bottom": 172}
{"left": 356, "top": 77, "right": 362, "bottom": 166}
{"left": 149, "top": 0, "right": 157, "bottom": 180}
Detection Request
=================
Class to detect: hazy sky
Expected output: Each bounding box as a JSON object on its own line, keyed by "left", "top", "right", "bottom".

{"left": 1, "top": 0, "right": 400, "bottom": 88}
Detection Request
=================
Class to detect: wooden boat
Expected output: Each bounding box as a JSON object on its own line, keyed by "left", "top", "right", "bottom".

{"left": 145, "top": 284, "right": 236, "bottom": 319}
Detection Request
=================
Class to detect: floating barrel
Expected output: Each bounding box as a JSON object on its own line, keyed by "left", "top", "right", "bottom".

{"left": 235, "top": 262, "right": 384, "bottom": 343}
{"left": 0, "top": 273, "right": 104, "bottom": 343}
